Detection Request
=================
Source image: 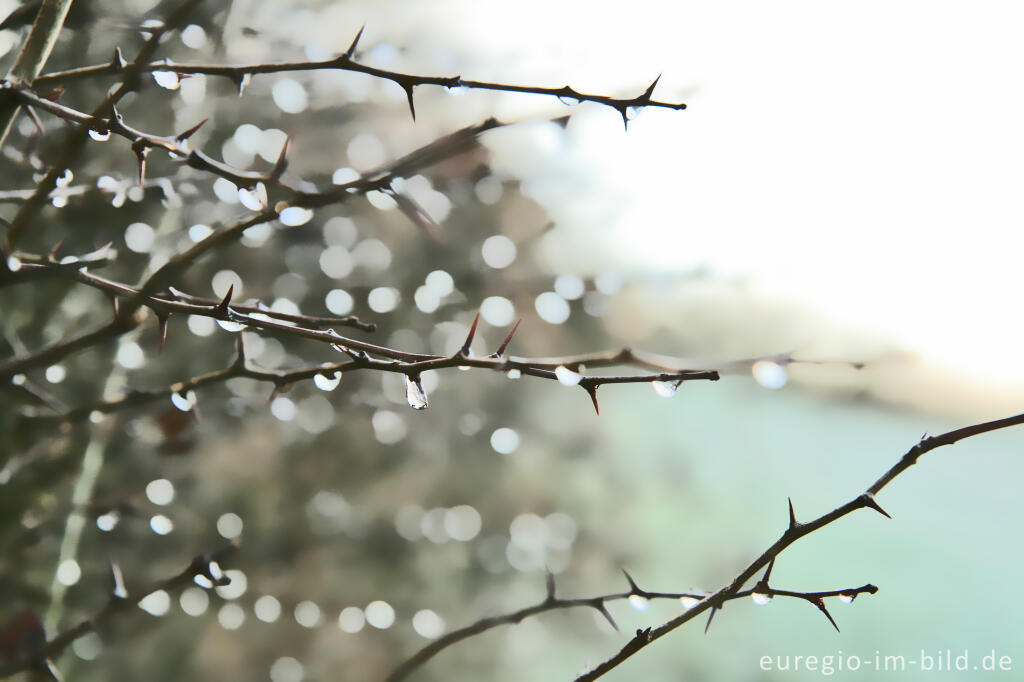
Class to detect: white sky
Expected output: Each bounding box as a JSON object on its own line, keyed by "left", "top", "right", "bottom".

{"left": 414, "top": 0, "right": 1024, "bottom": 388}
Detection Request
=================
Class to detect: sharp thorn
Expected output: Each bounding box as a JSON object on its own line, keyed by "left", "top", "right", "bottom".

{"left": 460, "top": 312, "right": 480, "bottom": 355}
{"left": 813, "top": 598, "right": 840, "bottom": 633}
{"left": 621, "top": 568, "right": 640, "bottom": 594}
{"left": 48, "top": 239, "right": 64, "bottom": 260}
{"left": 584, "top": 383, "right": 600, "bottom": 415}
{"left": 110, "top": 559, "right": 127, "bottom": 599}
{"left": 271, "top": 135, "right": 292, "bottom": 179}
{"left": 642, "top": 73, "right": 662, "bottom": 100}
{"left": 157, "top": 314, "right": 169, "bottom": 353}
{"left": 594, "top": 600, "right": 619, "bottom": 631}
{"left": 233, "top": 333, "right": 246, "bottom": 367}
{"left": 619, "top": 106, "right": 629, "bottom": 132}
{"left": 213, "top": 285, "right": 234, "bottom": 315}
{"left": 404, "top": 83, "right": 416, "bottom": 121}
{"left": 545, "top": 570, "right": 556, "bottom": 600}
{"left": 861, "top": 493, "right": 892, "bottom": 519}
{"left": 704, "top": 606, "right": 717, "bottom": 634}
{"left": 761, "top": 558, "right": 775, "bottom": 584}
{"left": 175, "top": 117, "right": 208, "bottom": 143}
{"left": 788, "top": 497, "right": 797, "bottom": 529}
{"left": 346, "top": 25, "right": 365, "bottom": 58}
{"left": 112, "top": 47, "right": 127, "bottom": 69}
{"left": 493, "top": 319, "right": 521, "bottom": 357}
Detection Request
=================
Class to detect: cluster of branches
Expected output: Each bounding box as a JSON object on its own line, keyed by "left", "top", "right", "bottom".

{"left": 1, "top": 1, "right": 1019, "bottom": 681}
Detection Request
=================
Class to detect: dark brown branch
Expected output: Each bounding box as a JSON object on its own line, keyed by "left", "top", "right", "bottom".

{"left": 3, "top": 0, "right": 205, "bottom": 250}
{"left": 573, "top": 411, "right": 1024, "bottom": 681}
{"left": 32, "top": 43, "right": 686, "bottom": 126}
{"left": 0, "top": 543, "right": 237, "bottom": 678}
{"left": 384, "top": 573, "right": 871, "bottom": 682}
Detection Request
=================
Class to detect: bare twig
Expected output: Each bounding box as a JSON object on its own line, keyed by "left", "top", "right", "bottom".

{"left": 573, "top": 412, "right": 1024, "bottom": 681}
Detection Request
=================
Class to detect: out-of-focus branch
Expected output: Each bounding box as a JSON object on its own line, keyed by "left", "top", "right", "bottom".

{"left": 384, "top": 571, "right": 875, "bottom": 682}
{"left": 573, "top": 412, "right": 1024, "bottom": 681}
{"left": 32, "top": 25, "right": 685, "bottom": 127}
{"left": 3, "top": 0, "right": 204, "bottom": 251}
{"left": 0, "top": 543, "right": 237, "bottom": 678}
{"left": 0, "top": 0, "right": 75, "bottom": 148}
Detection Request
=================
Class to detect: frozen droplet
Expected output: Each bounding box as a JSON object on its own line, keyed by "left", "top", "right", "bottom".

{"left": 555, "top": 366, "right": 581, "bottom": 386}
{"left": 628, "top": 595, "right": 650, "bottom": 612}
{"left": 651, "top": 380, "right": 677, "bottom": 398}
{"left": 216, "top": 319, "right": 247, "bottom": 333}
{"left": 237, "top": 182, "right": 267, "bottom": 211}
{"left": 752, "top": 360, "right": 787, "bottom": 389}
{"left": 405, "top": 375, "right": 428, "bottom": 410}
{"left": 89, "top": 128, "right": 111, "bottom": 142}
{"left": 679, "top": 595, "right": 701, "bottom": 610}
{"left": 171, "top": 390, "right": 197, "bottom": 412}
{"left": 838, "top": 593, "right": 855, "bottom": 605}
{"left": 279, "top": 206, "right": 313, "bottom": 226}
{"left": 314, "top": 371, "right": 342, "bottom": 391}
{"left": 751, "top": 591, "right": 772, "bottom": 606}
{"left": 152, "top": 70, "right": 180, "bottom": 90}
{"left": 506, "top": 368, "right": 521, "bottom": 380}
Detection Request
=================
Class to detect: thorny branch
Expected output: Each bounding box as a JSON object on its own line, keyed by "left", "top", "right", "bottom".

{"left": 384, "top": 570, "right": 875, "bottom": 682}
{"left": 0, "top": 544, "right": 237, "bottom": 678}
{"left": 569, "top": 411, "right": 1024, "bottom": 681}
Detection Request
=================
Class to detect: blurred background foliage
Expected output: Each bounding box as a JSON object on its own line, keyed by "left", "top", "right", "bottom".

{"left": 1, "top": 1, "right": 1022, "bottom": 681}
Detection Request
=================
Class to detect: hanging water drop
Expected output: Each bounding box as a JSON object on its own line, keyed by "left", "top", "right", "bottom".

{"left": 314, "top": 371, "right": 342, "bottom": 391}
{"left": 237, "top": 182, "right": 268, "bottom": 211}
{"left": 751, "top": 591, "right": 772, "bottom": 606}
{"left": 557, "top": 95, "right": 579, "bottom": 106}
{"left": 405, "top": 375, "right": 428, "bottom": 410}
{"left": 89, "top": 128, "right": 111, "bottom": 142}
{"left": 51, "top": 195, "right": 68, "bottom": 208}
{"left": 506, "top": 368, "right": 521, "bottom": 380}
{"left": 752, "top": 360, "right": 787, "bottom": 389}
{"left": 152, "top": 70, "right": 181, "bottom": 90}
{"left": 651, "top": 380, "right": 677, "bottom": 398}
{"left": 171, "top": 390, "right": 197, "bottom": 412}
{"left": 6, "top": 256, "right": 22, "bottom": 272}
{"left": 236, "top": 73, "right": 252, "bottom": 96}
{"left": 679, "top": 595, "right": 701, "bottom": 610}
{"left": 838, "top": 593, "right": 855, "bottom": 605}
{"left": 458, "top": 347, "right": 473, "bottom": 371}
{"left": 554, "top": 365, "right": 581, "bottom": 386}
{"left": 628, "top": 595, "right": 650, "bottom": 612}
{"left": 216, "top": 319, "right": 247, "bottom": 333}
{"left": 279, "top": 206, "right": 313, "bottom": 227}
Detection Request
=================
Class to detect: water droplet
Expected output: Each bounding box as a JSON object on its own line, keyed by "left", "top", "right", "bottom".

{"left": 279, "top": 206, "right": 313, "bottom": 226}
{"left": 6, "top": 256, "right": 22, "bottom": 272}
{"left": 557, "top": 95, "right": 580, "bottom": 106}
{"left": 51, "top": 195, "right": 68, "bottom": 208}
{"left": 152, "top": 70, "right": 181, "bottom": 90}
{"left": 314, "top": 371, "right": 342, "bottom": 391}
{"left": 679, "top": 595, "right": 701, "bottom": 609}
{"left": 751, "top": 591, "right": 772, "bottom": 606}
{"left": 506, "top": 368, "right": 521, "bottom": 380}
{"left": 838, "top": 593, "right": 855, "bottom": 605}
{"left": 171, "top": 390, "right": 197, "bottom": 412}
{"left": 405, "top": 375, "right": 428, "bottom": 410}
{"left": 89, "top": 128, "right": 111, "bottom": 142}
{"left": 237, "top": 73, "right": 252, "bottom": 96}
{"left": 55, "top": 168, "right": 73, "bottom": 187}
{"left": 458, "top": 347, "right": 473, "bottom": 371}
{"left": 216, "top": 319, "right": 247, "bottom": 333}
{"left": 628, "top": 595, "right": 650, "bottom": 612}
{"left": 752, "top": 360, "right": 787, "bottom": 389}
{"left": 11, "top": 373, "right": 26, "bottom": 385}
{"left": 651, "top": 380, "right": 677, "bottom": 398}
{"left": 555, "top": 366, "right": 581, "bottom": 386}
{"left": 237, "top": 182, "right": 267, "bottom": 211}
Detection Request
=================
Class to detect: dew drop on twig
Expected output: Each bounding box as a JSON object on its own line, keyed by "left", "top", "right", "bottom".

{"left": 405, "top": 375, "right": 428, "bottom": 410}
{"left": 679, "top": 595, "right": 701, "bottom": 610}
{"left": 314, "top": 371, "right": 342, "bottom": 391}
{"left": 216, "top": 319, "right": 247, "bottom": 333}
{"left": 171, "top": 390, "right": 197, "bottom": 412}
{"left": 651, "top": 380, "right": 677, "bottom": 398}
{"left": 89, "top": 128, "right": 111, "bottom": 142}
{"left": 554, "top": 365, "right": 581, "bottom": 386}
{"left": 838, "top": 593, "right": 855, "bottom": 605}
{"left": 506, "top": 368, "right": 521, "bottom": 380}
{"left": 152, "top": 70, "right": 181, "bottom": 90}
{"left": 628, "top": 595, "right": 649, "bottom": 612}
{"left": 751, "top": 591, "right": 772, "bottom": 606}
{"left": 237, "top": 182, "right": 268, "bottom": 211}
